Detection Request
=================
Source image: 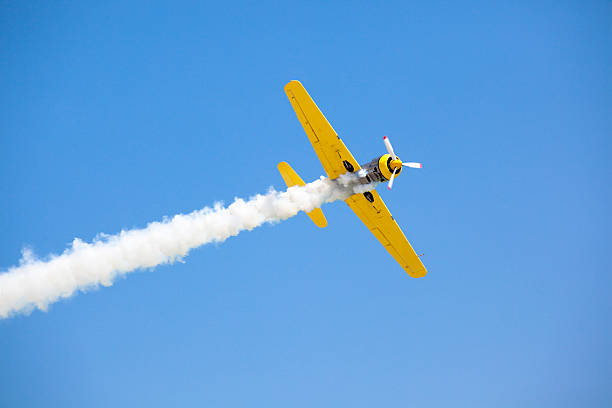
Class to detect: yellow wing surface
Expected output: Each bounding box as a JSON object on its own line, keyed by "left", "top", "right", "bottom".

{"left": 284, "top": 80, "right": 427, "bottom": 278}
{"left": 284, "top": 80, "right": 361, "bottom": 178}
{"left": 345, "top": 192, "right": 427, "bottom": 278}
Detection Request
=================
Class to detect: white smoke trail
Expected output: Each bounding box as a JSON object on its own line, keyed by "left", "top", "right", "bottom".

{"left": 0, "top": 174, "right": 376, "bottom": 318}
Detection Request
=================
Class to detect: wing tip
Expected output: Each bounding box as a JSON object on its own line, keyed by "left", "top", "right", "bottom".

{"left": 406, "top": 265, "right": 428, "bottom": 278}
{"left": 284, "top": 79, "right": 303, "bottom": 91}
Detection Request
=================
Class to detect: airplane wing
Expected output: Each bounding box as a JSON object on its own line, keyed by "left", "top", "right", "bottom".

{"left": 284, "top": 80, "right": 361, "bottom": 179}
{"left": 345, "top": 191, "right": 428, "bottom": 278}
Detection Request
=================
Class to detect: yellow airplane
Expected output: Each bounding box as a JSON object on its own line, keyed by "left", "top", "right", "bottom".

{"left": 279, "top": 80, "right": 427, "bottom": 278}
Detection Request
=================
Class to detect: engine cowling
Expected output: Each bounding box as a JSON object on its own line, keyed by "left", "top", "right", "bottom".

{"left": 377, "top": 154, "right": 402, "bottom": 181}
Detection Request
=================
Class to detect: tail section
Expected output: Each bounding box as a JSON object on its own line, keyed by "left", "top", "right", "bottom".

{"left": 277, "top": 162, "right": 328, "bottom": 228}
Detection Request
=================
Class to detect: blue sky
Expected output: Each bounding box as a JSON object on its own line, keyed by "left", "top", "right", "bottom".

{"left": 1, "top": 1, "right": 610, "bottom": 406}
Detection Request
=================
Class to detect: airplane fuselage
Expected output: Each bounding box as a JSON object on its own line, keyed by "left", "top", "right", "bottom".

{"left": 341, "top": 153, "right": 402, "bottom": 185}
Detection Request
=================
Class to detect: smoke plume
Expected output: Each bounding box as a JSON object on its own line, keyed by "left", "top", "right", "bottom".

{"left": 0, "top": 174, "right": 375, "bottom": 318}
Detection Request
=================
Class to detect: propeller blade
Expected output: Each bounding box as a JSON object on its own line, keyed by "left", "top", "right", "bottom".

{"left": 387, "top": 168, "right": 398, "bottom": 190}
{"left": 383, "top": 136, "right": 397, "bottom": 160}
{"left": 402, "top": 162, "right": 422, "bottom": 169}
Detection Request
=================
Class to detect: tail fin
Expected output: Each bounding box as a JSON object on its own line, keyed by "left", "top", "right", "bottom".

{"left": 277, "top": 162, "right": 328, "bottom": 228}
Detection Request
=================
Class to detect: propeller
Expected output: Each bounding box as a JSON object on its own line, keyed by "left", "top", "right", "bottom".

{"left": 383, "top": 136, "right": 397, "bottom": 160}
{"left": 387, "top": 168, "right": 398, "bottom": 190}
{"left": 382, "top": 136, "right": 422, "bottom": 190}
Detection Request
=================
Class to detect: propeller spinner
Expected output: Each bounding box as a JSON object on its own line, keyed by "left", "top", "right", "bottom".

{"left": 382, "top": 136, "right": 422, "bottom": 190}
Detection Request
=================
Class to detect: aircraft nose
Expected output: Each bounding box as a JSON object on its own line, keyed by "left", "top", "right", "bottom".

{"left": 390, "top": 158, "right": 403, "bottom": 170}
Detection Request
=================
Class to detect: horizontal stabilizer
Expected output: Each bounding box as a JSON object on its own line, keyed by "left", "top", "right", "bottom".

{"left": 277, "top": 161, "right": 328, "bottom": 228}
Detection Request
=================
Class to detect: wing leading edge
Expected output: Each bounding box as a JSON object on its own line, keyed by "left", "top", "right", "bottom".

{"left": 284, "top": 80, "right": 427, "bottom": 278}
